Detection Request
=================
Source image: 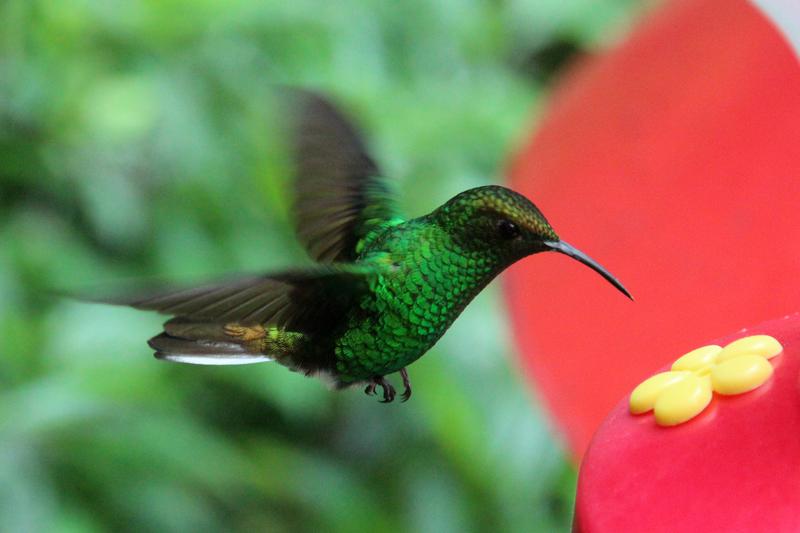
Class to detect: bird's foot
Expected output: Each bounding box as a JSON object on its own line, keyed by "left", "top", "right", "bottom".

{"left": 224, "top": 323, "right": 266, "bottom": 342}
{"left": 364, "top": 376, "right": 396, "bottom": 403}
{"left": 400, "top": 368, "right": 412, "bottom": 402}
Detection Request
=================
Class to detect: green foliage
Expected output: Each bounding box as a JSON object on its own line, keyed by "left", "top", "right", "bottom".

{"left": 0, "top": 0, "right": 638, "bottom": 531}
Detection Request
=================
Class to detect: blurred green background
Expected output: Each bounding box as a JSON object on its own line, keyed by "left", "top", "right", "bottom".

{"left": 0, "top": 1, "right": 643, "bottom": 531}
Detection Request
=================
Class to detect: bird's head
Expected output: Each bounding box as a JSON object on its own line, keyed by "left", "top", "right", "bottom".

{"left": 432, "top": 185, "right": 631, "bottom": 299}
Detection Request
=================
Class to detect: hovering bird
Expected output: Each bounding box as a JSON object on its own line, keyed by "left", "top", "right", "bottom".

{"left": 111, "top": 92, "right": 631, "bottom": 402}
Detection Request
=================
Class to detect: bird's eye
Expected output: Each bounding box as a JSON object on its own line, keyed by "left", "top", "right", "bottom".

{"left": 496, "top": 219, "right": 521, "bottom": 240}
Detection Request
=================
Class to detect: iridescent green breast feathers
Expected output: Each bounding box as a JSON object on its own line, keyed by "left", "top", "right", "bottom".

{"left": 105, "top": 90, "right": 631, "bottom": 403}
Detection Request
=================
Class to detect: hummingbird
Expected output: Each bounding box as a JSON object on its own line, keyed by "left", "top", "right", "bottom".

{"left": 111, "top": 91, "right": 631, "bottom": 403}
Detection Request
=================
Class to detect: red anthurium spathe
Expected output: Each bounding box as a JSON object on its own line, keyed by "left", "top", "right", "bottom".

{"left": 505, "top": 0, "right": 800, "bottom": 458}
{"left": 574, "top": 315, "right": 800, "bottom": 532}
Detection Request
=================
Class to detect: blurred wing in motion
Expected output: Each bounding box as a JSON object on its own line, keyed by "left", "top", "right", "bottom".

{"left": 104, "top": 266, "right": 372, "bottom": 366}
{"left": 290, "top": 90, "right": 402, "bottom": 262}
{"left": 117, "top": 267, "right": 368, "bottom": 330}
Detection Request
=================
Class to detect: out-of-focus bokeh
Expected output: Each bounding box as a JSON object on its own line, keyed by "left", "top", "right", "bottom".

{"left": 0, "top": 1, "right": 640, "bottom": 531}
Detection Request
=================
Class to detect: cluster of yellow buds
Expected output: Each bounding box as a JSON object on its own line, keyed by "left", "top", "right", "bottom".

{"left": 630, "top": 335, "right": 782, "bottom": 426}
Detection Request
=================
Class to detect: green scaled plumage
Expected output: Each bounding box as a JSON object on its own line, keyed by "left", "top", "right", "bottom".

{"left": 111, "top": 91, "right": 631, "bottom": 403}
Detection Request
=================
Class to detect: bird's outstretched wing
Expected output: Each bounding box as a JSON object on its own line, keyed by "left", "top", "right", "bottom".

{"left": 101, "top": 266, "right": 375, "bottom": 366}
{"left": 290, "top": 91, "right": 402, "bottom": 263}
{"left": 111, "top": 266, "right": 370, "bottom": 333}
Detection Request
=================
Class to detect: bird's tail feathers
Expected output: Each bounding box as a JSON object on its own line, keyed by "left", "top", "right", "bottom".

{"left": 149, "top": 319, "right": 273, "bottom": 366}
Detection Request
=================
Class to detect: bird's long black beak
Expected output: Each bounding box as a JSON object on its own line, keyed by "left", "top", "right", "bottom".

{"left": 544, "top": 240, "right": 633, "bottom": 300}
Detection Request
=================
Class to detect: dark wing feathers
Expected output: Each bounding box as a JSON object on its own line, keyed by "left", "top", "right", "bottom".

{"left": 291, "top": 91, "right": 400, "bottom": 262}
{"left": 111, "top": 267, "right": 371, "bottom": 335}
{"left": 122, "top": 275, "right": 285, "bottom": 325}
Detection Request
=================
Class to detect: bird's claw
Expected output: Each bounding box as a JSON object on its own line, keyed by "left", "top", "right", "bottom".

{"left": 364, "top": 370, "right": 411, "bottom": 403}
{"left": 400, "top": 368, "right": 412, "bottom": 402}
{"left": 379, "top": 380, "right": 396, "bottom": 403}
{"left": 364, "top": 377, "right": 396, "bottom": 403}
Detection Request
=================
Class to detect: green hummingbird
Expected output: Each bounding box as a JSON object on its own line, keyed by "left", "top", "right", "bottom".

{"left": 113, "top": 92, "right": 631, "bottom": 402}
